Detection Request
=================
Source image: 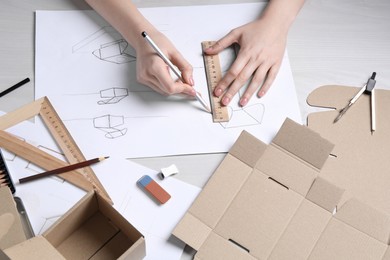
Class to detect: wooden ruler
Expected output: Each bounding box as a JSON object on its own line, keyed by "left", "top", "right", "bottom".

{"left": 202, "top": 41, "right": 229, "bottom": 122}
{"left": 0, "top": 97, "right": 112, "bottom": 204}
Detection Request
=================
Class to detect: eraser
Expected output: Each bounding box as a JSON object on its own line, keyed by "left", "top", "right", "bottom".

{"left": 159, "top": 164, "right": 179, "bottom": 179}
{"left": 137, "top": 175, "right": 171, "bottom": 204}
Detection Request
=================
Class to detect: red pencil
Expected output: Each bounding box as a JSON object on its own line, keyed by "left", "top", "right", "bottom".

{"left": 19, "top": 156, "right": 109, "bottom": 184}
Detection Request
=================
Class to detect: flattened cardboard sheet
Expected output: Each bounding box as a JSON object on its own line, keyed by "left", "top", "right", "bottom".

{"left": 307, "top": 85, "right": 390, "bottom": 214}
{"left": 174, "top": 118, "right": 390, "bottom": 259}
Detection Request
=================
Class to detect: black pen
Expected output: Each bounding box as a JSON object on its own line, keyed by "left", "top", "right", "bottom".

{"left": 142, "top": 31, "right": 211, "bottom": 113}
{"left": 0, "top": 78, "right": 30, "bottom": 98}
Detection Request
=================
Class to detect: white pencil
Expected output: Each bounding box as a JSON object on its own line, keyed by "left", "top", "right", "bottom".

{"left": 142, "top": 31, "right": 211, "bottom": 113}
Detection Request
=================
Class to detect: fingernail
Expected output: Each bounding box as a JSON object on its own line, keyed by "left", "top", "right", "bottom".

{"left": 189, "top": 76, "right": 194, "bottom": 86}
{"left": 258, "top": 91, "right": 265, "bottom": 98}
{"left": 204, "top": 47, "right": 212, "bottom": 52}
{"left": 240, "top": 97, "right": 248, "bottom": 107}
{"left": 222, "top": 96, "right": 230, "bottom": 105}
{"left": 214, "top": 88, "right": 222, "bottom": 96}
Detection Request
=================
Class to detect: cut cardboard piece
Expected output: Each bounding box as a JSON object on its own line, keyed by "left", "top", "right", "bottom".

{"left": 307, "top": 85, "right": 390, "bottom": 215}
{"left": 173, "top": 118, "right": 390, "bottom": 259}
{"left": 0, "top": 187, "right": 26, "bottom": 250}
{"left": 4, "top": 236, "right": 66, "bottom": 259}
{"left": 3, "top": 190, "right": 145, "bottom": 260}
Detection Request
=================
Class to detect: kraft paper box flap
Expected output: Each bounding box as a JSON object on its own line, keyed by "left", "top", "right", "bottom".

{"left": 255, "top": 118, "right": 334, "bottom": 196}
{"left": 335, "top": 198, "right": 390, "bottom": 244}
{"left": 307, "top": 85, "right": 390, "bottom": 215}
{"left": 0, "top": 187, "right": 26, "bottom": 250}
{"left": 309, "top": 217, "right": 388, "bottom": 260}
{"left": 4, "top": 236, "right": 66, "bottom": 259}
{"left": 229, "top": 131, "right": 267, "bottom": 167}
{"left": 272, "top": 118, "right": 334, "bottom": 170}
{"left": 172, "top": 213, "right": 212, "bottom": 250}
{"left": 306, "top": 177, "right": 344, "bottom": 213}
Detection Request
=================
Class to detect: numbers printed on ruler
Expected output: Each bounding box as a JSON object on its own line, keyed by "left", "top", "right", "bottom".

{"left": 41, "top": 98, "right": 105, "bottom": 196}
{"left": 202, "top": 41, "right": 229, "bottom": 122}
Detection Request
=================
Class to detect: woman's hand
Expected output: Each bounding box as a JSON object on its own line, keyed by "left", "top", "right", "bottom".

{"left": 135, "top": 31, "right": 196, "bottom": 97}
{"left": 204, "top": 18, "right": 287, "bottom": 107}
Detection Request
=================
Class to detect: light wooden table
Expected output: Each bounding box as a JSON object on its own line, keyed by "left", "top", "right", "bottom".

{"left": 1, "top": 0, "right": 389, "bottom": 258}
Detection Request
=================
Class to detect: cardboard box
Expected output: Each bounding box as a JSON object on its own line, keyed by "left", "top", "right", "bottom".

{"left": 0, "top": 187, "right": 26, "bottom": 250}
{"left": 173, "top": 118, "right": 390, "bottom": 259}
{"left": 4, "top": 190, "right": 145, "bottom": 260}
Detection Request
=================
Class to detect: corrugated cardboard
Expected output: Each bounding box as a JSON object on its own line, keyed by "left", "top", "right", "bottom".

{"left": 173, "top": 118, "right": 390, "bottom": 259}
{"left": 4, "top": 190, "right": 145, "bottom": 260}
{"left": 307, "top": 85, "right": 390, "bottom": 214}
{"left": 0, "top": 187, "right": 26, "bottom": 250}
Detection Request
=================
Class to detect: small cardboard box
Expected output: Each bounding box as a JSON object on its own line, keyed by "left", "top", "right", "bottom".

{"left": 0, "top": 187, "right": 26, "bottom": 250}
{"left": 173, "top": 118, "right": 390, "bottom": 259}
{"left": 4, "top": 190, "right": 145, "bottom": 260}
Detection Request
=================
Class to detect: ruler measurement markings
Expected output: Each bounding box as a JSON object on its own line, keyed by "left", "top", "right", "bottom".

{"left": 202, "top": 41, "right": 229, "bottom": 122}
{"left": 40, "top": 98, "right": 110, "bottom": 201}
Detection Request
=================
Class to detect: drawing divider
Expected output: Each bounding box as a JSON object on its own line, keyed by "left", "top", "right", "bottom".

{"left": 19, "top": 156, "right": 109, "bottom": 184}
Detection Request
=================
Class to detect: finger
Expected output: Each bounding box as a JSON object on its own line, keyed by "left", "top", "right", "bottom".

{"left": 155, "top": 70, "right": 195, "bottom": 96}
{"left": 214, "top": 51, "right": 250, "bottom": 98}
{"left": 257, "top": 64, "right": 280, "bottom": 98}
{"left": 204, "top": 29, "right": 237, "bottom": 55}
{"left": 221, "top": 59, "right": 259, "bottom": 106}
{"left": 149, "top": 62, "right": 181, "bottom": 95}
{"left": 238, "top": 64, "right": 269, "bottom": 106}
{"left": 169, "top": 51, "right": 194, "bottom": 86}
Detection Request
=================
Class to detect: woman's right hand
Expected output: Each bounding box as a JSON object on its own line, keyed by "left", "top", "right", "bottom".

{"left": 135, "top": 31, "right": 196, "bottom": 97}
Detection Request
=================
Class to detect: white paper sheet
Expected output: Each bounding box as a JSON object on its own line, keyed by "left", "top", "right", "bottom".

{"left": 35, "top": 3, "right": 302, "bottom": 158}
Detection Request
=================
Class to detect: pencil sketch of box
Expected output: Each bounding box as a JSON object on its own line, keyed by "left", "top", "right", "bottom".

{"left": 93, "top": 114, "right": 127, "bottom": 139}
{"left": 98, "top": 87, "right": 129, "bottom": 105}
{"left": 221, "top": 103, "right": 265, "bottom": 129}
{"left": 92, "top": 39, "right": 136, "bottom": 64}
{"left": 72, "top": 26, "right": 136, "bottom": 64}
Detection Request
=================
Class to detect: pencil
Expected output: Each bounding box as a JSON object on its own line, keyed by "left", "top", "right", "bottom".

{"left": 0, "top": 78, "right": 30, "bottom": 98}
{"left": 141, "top": 31, "right": 211, "bottom": 113}
{"left": 19, "top": 156, "right": 109, "bottom": 184}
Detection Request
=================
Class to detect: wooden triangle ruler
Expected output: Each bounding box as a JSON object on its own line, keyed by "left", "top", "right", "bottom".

{"left": 202, "top": 41, "right": 229, "bottom": 122}
{"left": 0, "top": 97, "right": 112, "bottom": 204}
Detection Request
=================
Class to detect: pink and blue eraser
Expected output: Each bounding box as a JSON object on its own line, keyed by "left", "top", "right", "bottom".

{"left": 137, "top": 175, "right": 171, "bottom": 204}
